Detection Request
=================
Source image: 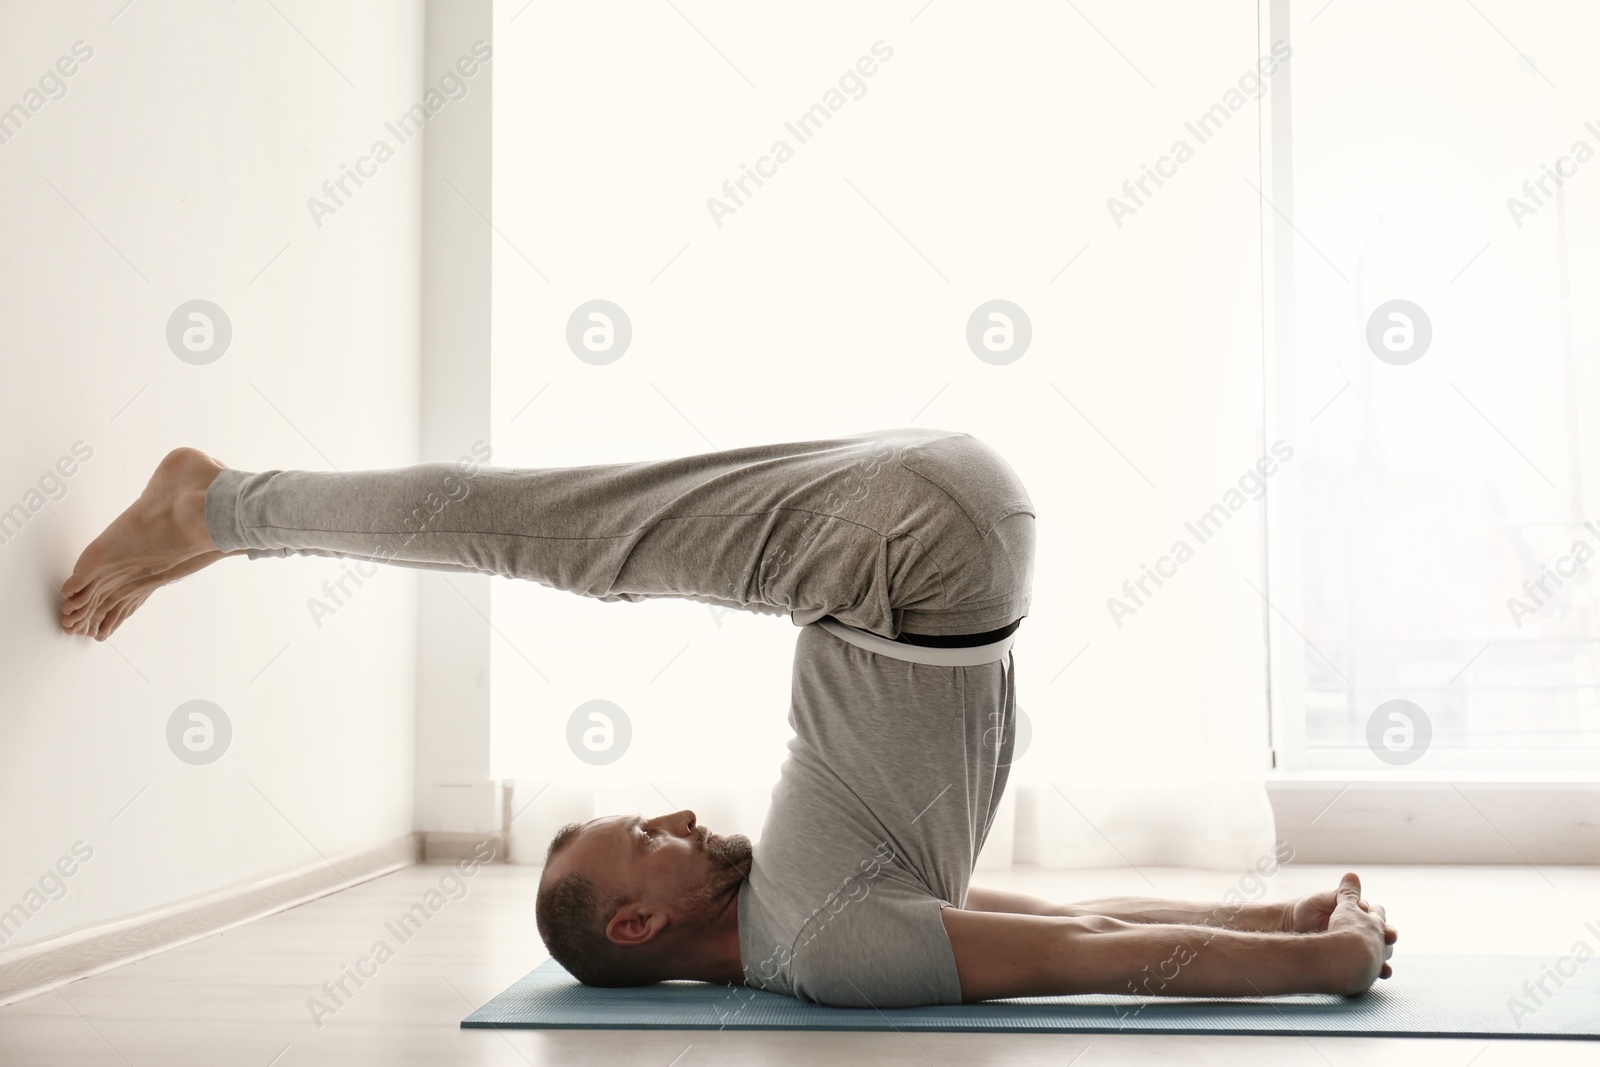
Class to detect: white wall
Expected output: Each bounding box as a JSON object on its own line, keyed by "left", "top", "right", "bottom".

{"left": 0, "top": 0, "right": 423, "bottom": 948}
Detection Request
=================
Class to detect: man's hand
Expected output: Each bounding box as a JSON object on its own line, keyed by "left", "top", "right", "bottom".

{"left": 1321, "top": 872, "right": 1396, "bottom": 993}
{"left": 1283, "top": 875, "right": 1398, "bottom": 939}
{"left": 1282, "top": 885, "right": 1340, "bottom": 933}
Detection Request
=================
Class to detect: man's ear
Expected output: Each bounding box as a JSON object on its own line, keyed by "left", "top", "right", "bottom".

{"left": 606, "top": 903, "right": 669, "bottom": 947}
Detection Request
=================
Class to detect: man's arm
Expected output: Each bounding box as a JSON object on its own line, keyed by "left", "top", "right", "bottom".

{"left": 943, "top": 872, "right": 1393, "bottom": 1002}
{"left": 963, "top": 886, "right": 1291, "bottom": 932}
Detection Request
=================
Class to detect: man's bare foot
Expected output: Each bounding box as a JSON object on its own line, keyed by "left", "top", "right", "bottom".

{"left": 61, "top": 448, "right": 229, "bottom": 639}
{"left": 68, "top": 550, "right": 237, "bottom": 641}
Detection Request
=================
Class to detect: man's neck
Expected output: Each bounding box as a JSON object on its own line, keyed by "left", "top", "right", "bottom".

{"left": 669, "top": 885, "right": 745, "bottom": 986}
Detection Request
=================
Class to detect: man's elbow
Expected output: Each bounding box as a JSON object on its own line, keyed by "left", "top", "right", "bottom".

{"left": 945, "top": 911, "right": 1143, "bottom": 1002}
{"left": 1070, "top": 914, "right": 1127, "bottom": 935}
{"left": 1039, "top": 915, "right": 1144, "bottom": 995}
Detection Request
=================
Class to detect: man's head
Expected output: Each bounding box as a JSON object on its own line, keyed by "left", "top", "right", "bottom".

{"left": 535, "top": 809, "right": 753, "bottom": 987}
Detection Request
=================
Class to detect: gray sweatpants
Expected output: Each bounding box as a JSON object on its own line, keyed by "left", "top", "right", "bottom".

{"left": 203, "top": 427, "right": 1036, "bottom": 642}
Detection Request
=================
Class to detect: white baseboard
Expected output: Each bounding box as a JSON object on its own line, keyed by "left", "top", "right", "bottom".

{"left": 419, "top": 830, "right": 505, "bottom": 864}
{"left": 0, "top": 833, "right": 419, "bottom": 1007}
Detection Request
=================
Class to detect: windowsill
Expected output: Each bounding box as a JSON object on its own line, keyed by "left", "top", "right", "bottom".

{"left": 1267, "top": 768, "right": 1600, "bottom": 784}
{"left": 1268, "top": 747, "right": 1600, "bottom": 783}
{"left": 1266, "top": 776, "right": 1600, "bottom": 863}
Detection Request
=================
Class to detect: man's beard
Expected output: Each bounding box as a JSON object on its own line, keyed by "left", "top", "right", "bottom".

{"left": 706, "top": 831, "right": 754, "bottom": 884}
{"left": 675, "top": 832, "right": 754, "bottom": 922}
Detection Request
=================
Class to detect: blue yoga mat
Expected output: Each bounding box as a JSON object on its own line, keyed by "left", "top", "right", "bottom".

{"left": 462, "top": 954, "right": 1600, "bottom": 1037}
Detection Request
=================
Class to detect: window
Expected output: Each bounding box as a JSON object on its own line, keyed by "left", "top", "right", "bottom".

{"left": 1264, "top": 0, "right": 1600, "bottom": 773}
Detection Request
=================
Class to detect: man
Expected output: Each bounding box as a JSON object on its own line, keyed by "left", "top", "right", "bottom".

{"left": 61, "top": 428, "right": 1395, "bottom": 1007}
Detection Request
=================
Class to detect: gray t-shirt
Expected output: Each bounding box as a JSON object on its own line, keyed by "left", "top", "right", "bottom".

{"left": 736, "top": 619, "right": 1017, "bottom": 1008}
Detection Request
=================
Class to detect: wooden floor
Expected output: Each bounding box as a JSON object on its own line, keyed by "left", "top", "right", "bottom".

{"left": 2, "top": 861, "right": 1596, "bottom": 1065}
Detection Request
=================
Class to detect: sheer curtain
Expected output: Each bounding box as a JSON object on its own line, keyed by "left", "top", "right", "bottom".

{"left": 486, "top": 0, "right": 1276, "bottom": 870}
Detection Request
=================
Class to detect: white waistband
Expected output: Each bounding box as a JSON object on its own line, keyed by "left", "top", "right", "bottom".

{"left": 813, "top": 616, "right": 1016, "bottom": 666}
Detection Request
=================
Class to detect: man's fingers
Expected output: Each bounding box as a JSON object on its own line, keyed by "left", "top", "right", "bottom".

{"left": 1335, "top": 871, "right": 1362, "bottom": 905}
{"left": 1380, "top": 963, "right": 1392, "bottom": 979}
{"left": 1385, "top": 925, "right": 1398, "bottom": 944}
